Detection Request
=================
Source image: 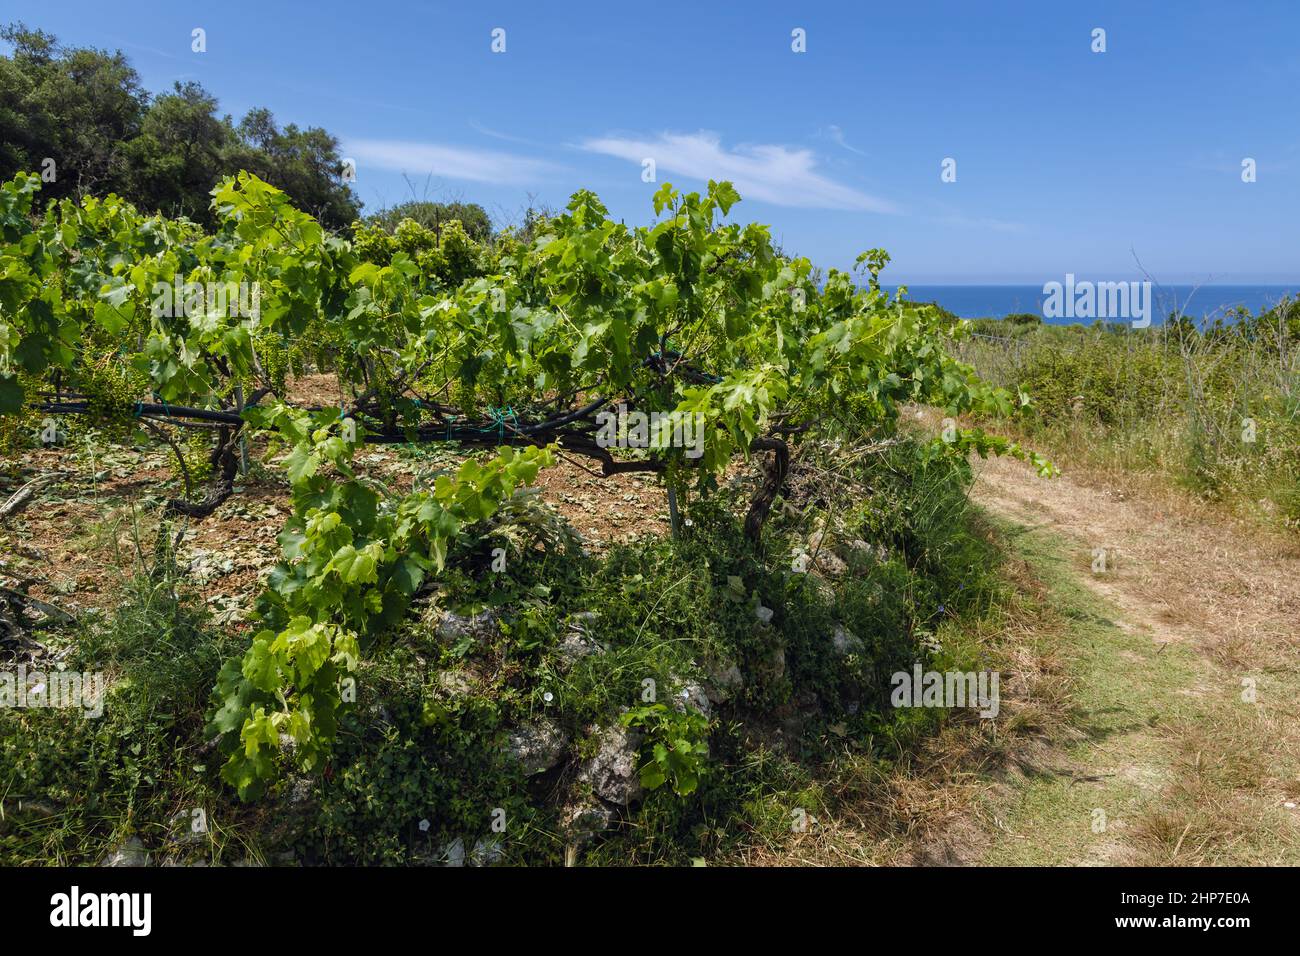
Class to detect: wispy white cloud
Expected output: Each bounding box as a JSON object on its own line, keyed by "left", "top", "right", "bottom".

{"left": 467, "top": 120, "right": 542, "bottom": 146}
{"left": 935, "top": 214, "right": 1027, "bottom": 233}
{"left": 822, "top": 124, "right": 867, "bottom": 157}
{"left": 345, "top": 139, "right": 561, "bottom": 185}
{"left": 115, "top": 39, "right": 179, "bottom": 61}
{"left": 580, "top": 131, "right": 899, "bottom": 213}
{"left": 920, "top": 198, "right": 1027, "bottom": 234}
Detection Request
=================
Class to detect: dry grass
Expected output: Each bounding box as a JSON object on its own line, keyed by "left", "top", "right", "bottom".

{"left": 736, "top": 520, "right": 1081, "bottom": 867}
{"left": 969, "top": 446, "right": 1300, "bottom": 866}
{"left": 1129, "top": 708, "right": 1300, "bottom": 865}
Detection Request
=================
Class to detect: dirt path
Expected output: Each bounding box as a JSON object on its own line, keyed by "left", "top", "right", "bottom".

{"left": 968, "top": 455, "right": 1300, "bottom": 865}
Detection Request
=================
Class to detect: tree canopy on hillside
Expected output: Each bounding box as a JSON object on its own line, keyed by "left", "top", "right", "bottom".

{"left": 0, "top": 23, "right": 361, "bottom": 228}
{"left": 364, "top": 199, "right": 493, "bottom": 243}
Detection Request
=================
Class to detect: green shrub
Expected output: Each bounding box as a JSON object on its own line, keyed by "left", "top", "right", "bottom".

{"left": 0, "top": 575, "right": 241, "bottom": 864}
{"left": 954, "top": 311, "right": 1300, "bottom": 528}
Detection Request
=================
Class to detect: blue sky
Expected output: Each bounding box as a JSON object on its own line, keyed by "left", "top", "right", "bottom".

{"left": 6, "top": 0, "right": 1299, "bottom": 282}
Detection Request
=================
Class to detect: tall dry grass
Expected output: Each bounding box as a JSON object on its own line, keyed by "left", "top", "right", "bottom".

{"left": 951, "top": 301, "right": 1300, "bottom": 529}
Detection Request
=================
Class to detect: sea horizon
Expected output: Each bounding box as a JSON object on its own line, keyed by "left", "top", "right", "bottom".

{"left": 882, "top": 284, "right": 1298, "bottom": 322}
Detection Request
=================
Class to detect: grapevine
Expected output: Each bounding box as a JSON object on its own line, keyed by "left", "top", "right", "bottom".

{"left": 0, "top": 169, "right": 1050, "bottom": 797}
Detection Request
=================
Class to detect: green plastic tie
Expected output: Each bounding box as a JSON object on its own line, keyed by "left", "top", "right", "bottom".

{"left": 486, "top": 405, "right": 518, "bottom": 444}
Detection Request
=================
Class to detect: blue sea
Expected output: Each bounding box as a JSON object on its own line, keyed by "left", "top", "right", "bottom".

{"left": 882, "top": 285, "right": 1298, "bottom": 323}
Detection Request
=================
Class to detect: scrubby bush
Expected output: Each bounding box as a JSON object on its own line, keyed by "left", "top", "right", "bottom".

{"left": 954, "top": 310, "right": 1300, "bottom": 527}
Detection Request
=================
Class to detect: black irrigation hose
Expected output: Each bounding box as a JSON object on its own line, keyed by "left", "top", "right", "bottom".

{"left": 32, "top": 350, "right": 724, "bottom": 446}
{"left": 30, "top": 398, "right": 607, "bottom": 446}
{"left": 39, "top": 400, "right": 244, "bottom": 426}
{"left": 357, "top": 427, "right": 579, "bottom": 446}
